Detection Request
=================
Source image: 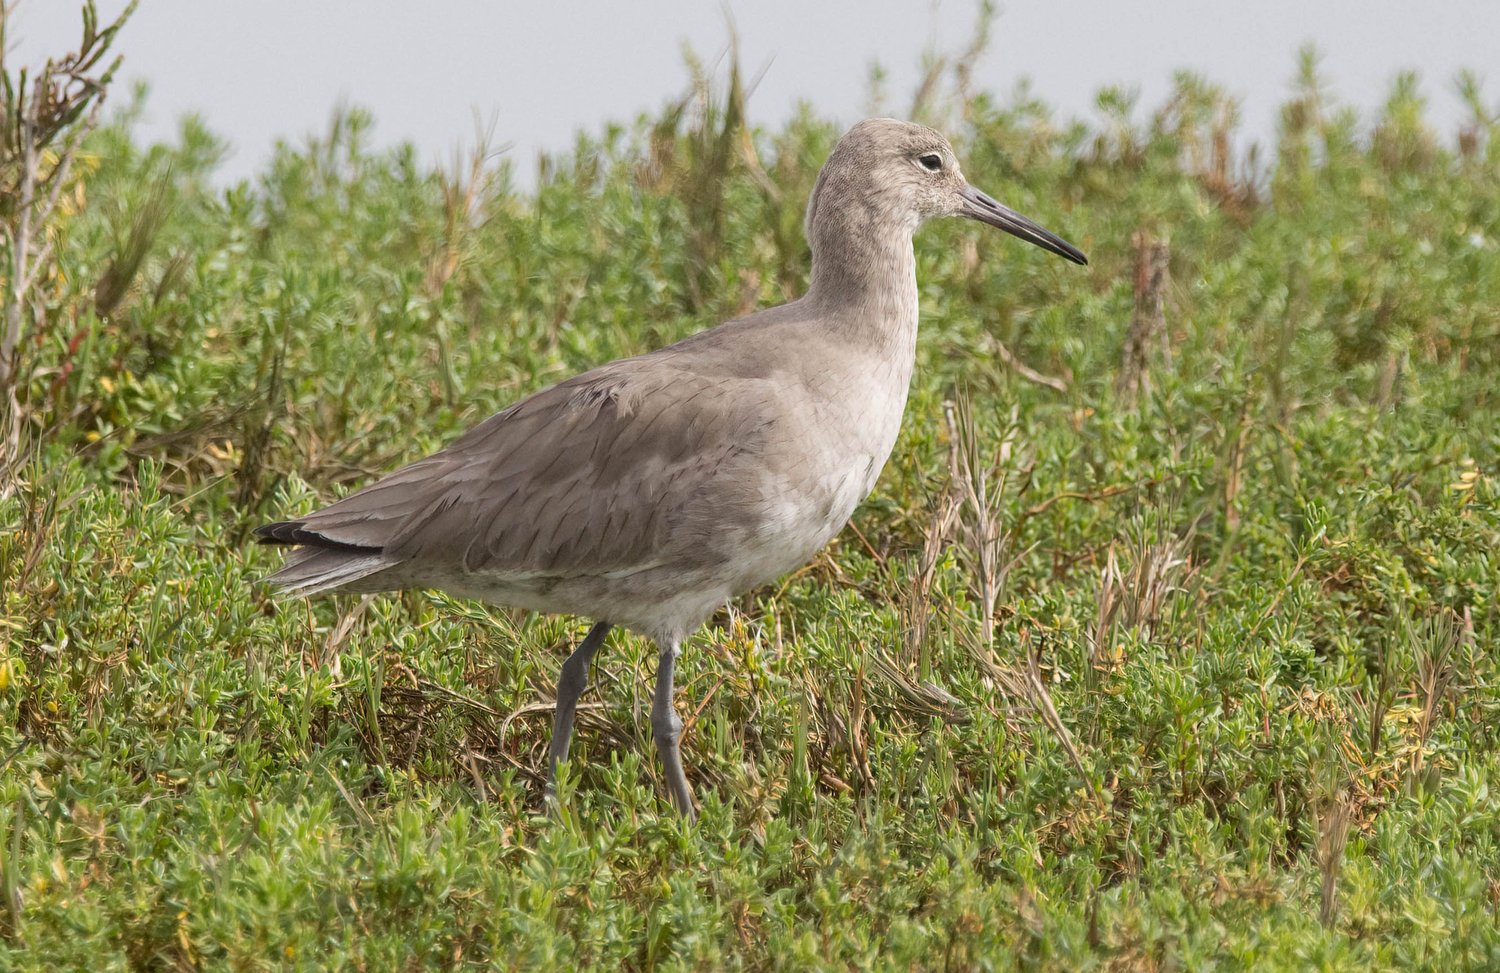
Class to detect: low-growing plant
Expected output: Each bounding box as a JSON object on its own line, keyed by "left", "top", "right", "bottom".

{"left": 0, "top": 6, "right": 1498, "bottom": 970}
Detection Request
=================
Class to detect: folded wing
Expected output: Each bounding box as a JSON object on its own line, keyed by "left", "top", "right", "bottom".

{"left": 257, "top": 357, "right": 775, "bottom": 596}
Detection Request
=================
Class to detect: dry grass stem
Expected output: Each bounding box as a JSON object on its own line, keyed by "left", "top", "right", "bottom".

{"left": 1116, "top": 232, "right": 1171, "bottom": 406}
{"left": 1316, "top": 789, "right": 1354, "bottom": 927}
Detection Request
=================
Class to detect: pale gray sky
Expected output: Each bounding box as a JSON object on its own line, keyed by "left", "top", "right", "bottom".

{"left": 8, "top": 1, "right": 1498, "bottom": 184}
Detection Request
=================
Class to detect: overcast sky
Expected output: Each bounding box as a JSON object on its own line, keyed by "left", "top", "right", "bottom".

{"left": 8, "top": 1, "right": 1498, "bottom": 184}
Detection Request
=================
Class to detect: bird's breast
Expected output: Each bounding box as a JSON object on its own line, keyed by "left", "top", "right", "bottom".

{"left": 719, "top": 348, "right": 914, "bottom": 588}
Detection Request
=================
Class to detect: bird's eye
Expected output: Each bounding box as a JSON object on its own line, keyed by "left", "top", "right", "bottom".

{"left": 918, "top": 153, "right": 943, "bottom": 172}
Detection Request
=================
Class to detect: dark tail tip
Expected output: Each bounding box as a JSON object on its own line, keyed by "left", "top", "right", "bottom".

{"left": 255, "top": 521, "right": 383, "bottom": 554}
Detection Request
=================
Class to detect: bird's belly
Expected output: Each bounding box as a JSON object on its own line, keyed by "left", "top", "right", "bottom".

{"left": 726, "top": 375, "right": 907, "bottom": 588}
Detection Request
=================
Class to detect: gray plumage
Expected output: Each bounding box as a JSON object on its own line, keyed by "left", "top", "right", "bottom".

{"left": 256, "top": 118, "right": 1086, "bottom": 817}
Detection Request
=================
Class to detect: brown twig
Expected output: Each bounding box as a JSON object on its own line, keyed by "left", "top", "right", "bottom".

{"left": 1021, "top": 483, "right": 1138, "bottom": 522}
{"left": 1, "top": 0, "right": 137, "bottom": 482}
{"left": 1116, "top": 232, "right": 1171, "bottom": 405}
{"left": 990, "top": 337, "right": 1069, "bottom": 393}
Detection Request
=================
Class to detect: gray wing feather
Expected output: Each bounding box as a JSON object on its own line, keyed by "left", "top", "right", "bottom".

{"left": 271, "top": 355, "right": 774, "bottom": 588}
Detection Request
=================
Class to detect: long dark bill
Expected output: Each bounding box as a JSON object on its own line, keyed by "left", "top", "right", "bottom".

{"left": 959, "top": 185, "right": 1088, "bottom": 265}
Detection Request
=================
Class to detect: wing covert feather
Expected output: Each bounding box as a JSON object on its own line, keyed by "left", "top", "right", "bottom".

{"left": 292, "top": 359, "right": 775, "bottom": 580}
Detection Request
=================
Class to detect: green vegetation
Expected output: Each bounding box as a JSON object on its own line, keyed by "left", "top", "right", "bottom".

{"left": 2, "top": 8, "right": 1499, "bottom": 970}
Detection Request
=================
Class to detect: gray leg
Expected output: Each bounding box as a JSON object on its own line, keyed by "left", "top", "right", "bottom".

{"left": 652, "top": 639, "right": 696, "bottom": 818}
{"left": 546, "top": 621, "right": 611, "bottom": 803}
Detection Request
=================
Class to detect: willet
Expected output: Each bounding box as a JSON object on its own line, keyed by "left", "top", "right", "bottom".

{"left": 255, "top": 118, "right": 1086, "bottom": 818}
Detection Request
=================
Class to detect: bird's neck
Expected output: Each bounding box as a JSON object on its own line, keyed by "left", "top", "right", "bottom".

{"left": 804, "top": 209, "right": 920, "bottom": 358}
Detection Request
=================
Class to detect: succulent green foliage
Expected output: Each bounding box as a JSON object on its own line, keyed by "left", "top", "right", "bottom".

{"left": 2, "top": 40, "right": 1499, "bottom": 971}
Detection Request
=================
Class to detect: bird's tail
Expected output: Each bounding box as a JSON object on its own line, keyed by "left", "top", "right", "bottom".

{"left": 255, "top": 521, "right": 394, "bottom": 597}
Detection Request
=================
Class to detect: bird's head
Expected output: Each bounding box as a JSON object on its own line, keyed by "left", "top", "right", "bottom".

{"left": 807, "top": 117, "right": 1087, "bottom": 265}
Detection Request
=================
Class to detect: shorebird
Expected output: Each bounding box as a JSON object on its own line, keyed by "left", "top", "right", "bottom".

{"left": 256, "top": 118, "right": 1086, "bottom": 818}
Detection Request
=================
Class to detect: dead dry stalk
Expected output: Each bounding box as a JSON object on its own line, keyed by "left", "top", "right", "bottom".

{"left": 1, "top": 0, "right": 135, "bottom": 484}
{"left": 933, "top": 394, "right": 1103, "bottom": 806}
{"left": 901, "top": 412, "right": 964, "bottom": 681}
{"left": 910, "top": 0, "right": 998, "bottom": 128}
{"left": 1315, "top": 788, "right": 1354, "bottom": 927}
{"left": 1116, "top": 232, "right": 1171, "bottom": 406}
{"left": 1022, "top": 633, "right": 1103, "bottom": 807}
{"left": 1089, "top": 528, "right": 1193, "bottom": 679}
{"left": 424, "top": 116, "right": 505, "bottom": 300}
{"left": 946, "top": 395, "right": 1028, "bottom": 650}
{"left": 1409, "top": 610, "right": 1463, "bottom": 783}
